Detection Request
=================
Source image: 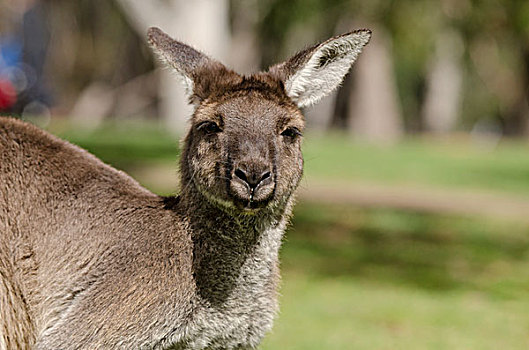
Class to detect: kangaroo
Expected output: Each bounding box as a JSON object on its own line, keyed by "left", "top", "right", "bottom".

{"left": 0, "top": 27, "right": 370, "bottom": 349}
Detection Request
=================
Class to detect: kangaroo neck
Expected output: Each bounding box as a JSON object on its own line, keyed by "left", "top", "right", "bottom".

{"left": 178, "top": 180, "right": 289, "bottom": 307}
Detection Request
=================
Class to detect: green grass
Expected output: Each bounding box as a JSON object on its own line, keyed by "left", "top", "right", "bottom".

{"left": 282, "top": 203, "right": 529, "bottom": 297}
{"left": 302, "top": 133, "right": 529, "bottom": 196}
{"left": 52, "top": 120, "right": 179, "bottom": 169}
{"left": 263, "top": 273, "right": 529, "bottom": 350}
{"left": 262, "top": 203, "right": 529, "bottom": 349}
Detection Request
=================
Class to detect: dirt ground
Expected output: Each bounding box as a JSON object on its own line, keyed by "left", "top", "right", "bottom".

{"left": 298, "top": 178, "right": 529, "bottom": 223}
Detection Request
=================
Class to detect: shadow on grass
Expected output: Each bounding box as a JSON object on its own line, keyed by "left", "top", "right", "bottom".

{"left": 282, "top": 202, "right": 529, "bottom": 298}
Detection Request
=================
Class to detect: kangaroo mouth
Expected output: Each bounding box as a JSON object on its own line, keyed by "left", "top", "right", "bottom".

{"left": 192, "top": 177, "right": 273, "bottom": 213}
{"left": 229, "top": 178, "right": 275, "bottom": 212}
{"left": 232, "top": 196, "right": 271, "bottom": 211}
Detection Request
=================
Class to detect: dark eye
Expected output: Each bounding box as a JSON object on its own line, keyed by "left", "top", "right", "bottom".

{"left": 281, "top": 127, "right": 302, "bottom": 138}
{"left": 197, "top": 121, "right": 222, "bottom": 134}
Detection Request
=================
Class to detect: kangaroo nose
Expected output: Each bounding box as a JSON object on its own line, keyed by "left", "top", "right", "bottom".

{"left": 234, "top": 167, "right": 272, "bottom": 190}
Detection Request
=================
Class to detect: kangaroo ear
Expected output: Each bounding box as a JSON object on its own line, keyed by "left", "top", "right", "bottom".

{"left": 147, "top": 27, "right": 206, "bottom": 95}
{"left": 147, "top": 27, "right": 235, "bottom": 103}
{"left": 269, "top": 30, "right": 371, "bottom": 108}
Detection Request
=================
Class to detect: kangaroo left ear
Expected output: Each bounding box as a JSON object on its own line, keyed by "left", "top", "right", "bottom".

{"left": 269, "top": 30, "right": 371, "bottom": 108}
{"left": 147, "top": 27, "right": 238, "bottom": 105}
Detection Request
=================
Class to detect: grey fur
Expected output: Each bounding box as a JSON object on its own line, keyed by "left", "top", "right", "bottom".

{"left": 0, "top": 27, "right": 370, "bottom": 349}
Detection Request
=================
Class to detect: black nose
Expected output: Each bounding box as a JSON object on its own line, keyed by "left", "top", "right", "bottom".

{"left": 234, "top": 167, "right": 272, "bottom": 190}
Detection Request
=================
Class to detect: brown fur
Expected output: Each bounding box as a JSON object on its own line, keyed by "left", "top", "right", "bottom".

{"left": 0, "top": 27, "right": 370, "bottom": 349}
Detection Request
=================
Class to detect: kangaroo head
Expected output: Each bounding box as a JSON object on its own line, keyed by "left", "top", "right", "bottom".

{"left": 147, "top": 27, "right": 371, "bottom": 213}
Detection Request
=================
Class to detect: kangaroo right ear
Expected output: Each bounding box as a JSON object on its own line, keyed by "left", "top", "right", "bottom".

{"left": 147, "top": 27, "right": 234, "bottom": 103}
{"left": 269, "top": 30, "right": 371, "bottom": 108}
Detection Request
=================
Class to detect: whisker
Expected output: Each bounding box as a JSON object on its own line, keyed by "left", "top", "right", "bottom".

{"left": 179, "top": 167, "right": 198, "bottom": 194}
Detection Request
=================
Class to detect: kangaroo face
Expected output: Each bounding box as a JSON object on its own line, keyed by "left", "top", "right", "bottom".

{"left": 185, "top": 83, "right": 304, "bottom": 212}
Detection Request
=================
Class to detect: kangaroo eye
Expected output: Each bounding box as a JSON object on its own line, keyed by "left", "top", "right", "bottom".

{"left": 281, "top": 127, "right": 302, "bottom": 138}
{"left": 197, "top": 121, "right": 222, "bottom": 134}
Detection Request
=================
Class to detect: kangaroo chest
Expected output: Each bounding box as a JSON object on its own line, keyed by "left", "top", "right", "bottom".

{"left": 171, "top": 225, "right": 283, "bottom": 350}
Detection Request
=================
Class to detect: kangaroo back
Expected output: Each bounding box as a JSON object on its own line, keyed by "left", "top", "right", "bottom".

{"left": 0, "top": 118, "right": 170, "bottom": 348}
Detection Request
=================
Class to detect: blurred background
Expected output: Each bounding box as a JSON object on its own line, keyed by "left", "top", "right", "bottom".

{"left": 2, "top": 0, "right": 529, "bottom": 348}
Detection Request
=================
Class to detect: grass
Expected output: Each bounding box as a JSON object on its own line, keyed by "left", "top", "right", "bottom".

{"left": 302, "top": 133, "right": 529, "bottom": 196}
{"left": 261, "top": 203, "right": 529, "bottom": 349}
{"left": 282, "top": 203, "right": 529, "bottom": 297}
{"left": 49, "top": 121, "right": 529, "bottom": 349}
{"left": 52, "top": 120, "right": 180, "bottom": 169}
{"left": 263, "top": 273, "right": 529, "bottom": 350}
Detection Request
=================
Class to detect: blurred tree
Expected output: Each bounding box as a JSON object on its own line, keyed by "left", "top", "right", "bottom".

{"left": 230, "top": 0, "right": 261, "bottom": 74}
{"left": 44, "top": 0, "right": 155, "bottom": 119}
{"left": 117, "top": 0, "right": 230, "bottom": 133}
{"left": 422, "top": 30, "right": 464, "bottom": 134}
{"left": 457, "top": 0, "right": 529, "bottom": 136}
{"left": 348, "top": 26, "right": 403, "bottom": 142}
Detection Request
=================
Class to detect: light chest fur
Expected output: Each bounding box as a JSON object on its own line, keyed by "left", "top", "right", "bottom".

{"left": 171, "top": 223, "right": 286, "bottom": 350}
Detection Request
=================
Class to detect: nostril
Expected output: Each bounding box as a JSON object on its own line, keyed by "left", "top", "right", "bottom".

{"left": 234, "top": 168, "right": 248, "bottom": 183}
{"left": 260, "top": 171, "right": 271, "bottom": 182}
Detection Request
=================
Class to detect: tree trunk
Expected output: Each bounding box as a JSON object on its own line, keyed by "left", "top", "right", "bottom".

{"left": 422, "top": 30, "right": 464, "bottom": 134}
{"left": 116, "top": 0, "right": 230, "bottom": 134}
{"left": 230, "top": 0, "right": 260, "bottom": 75}
{"left": 348, "top": 27, "right": 403, "bottom": 143}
